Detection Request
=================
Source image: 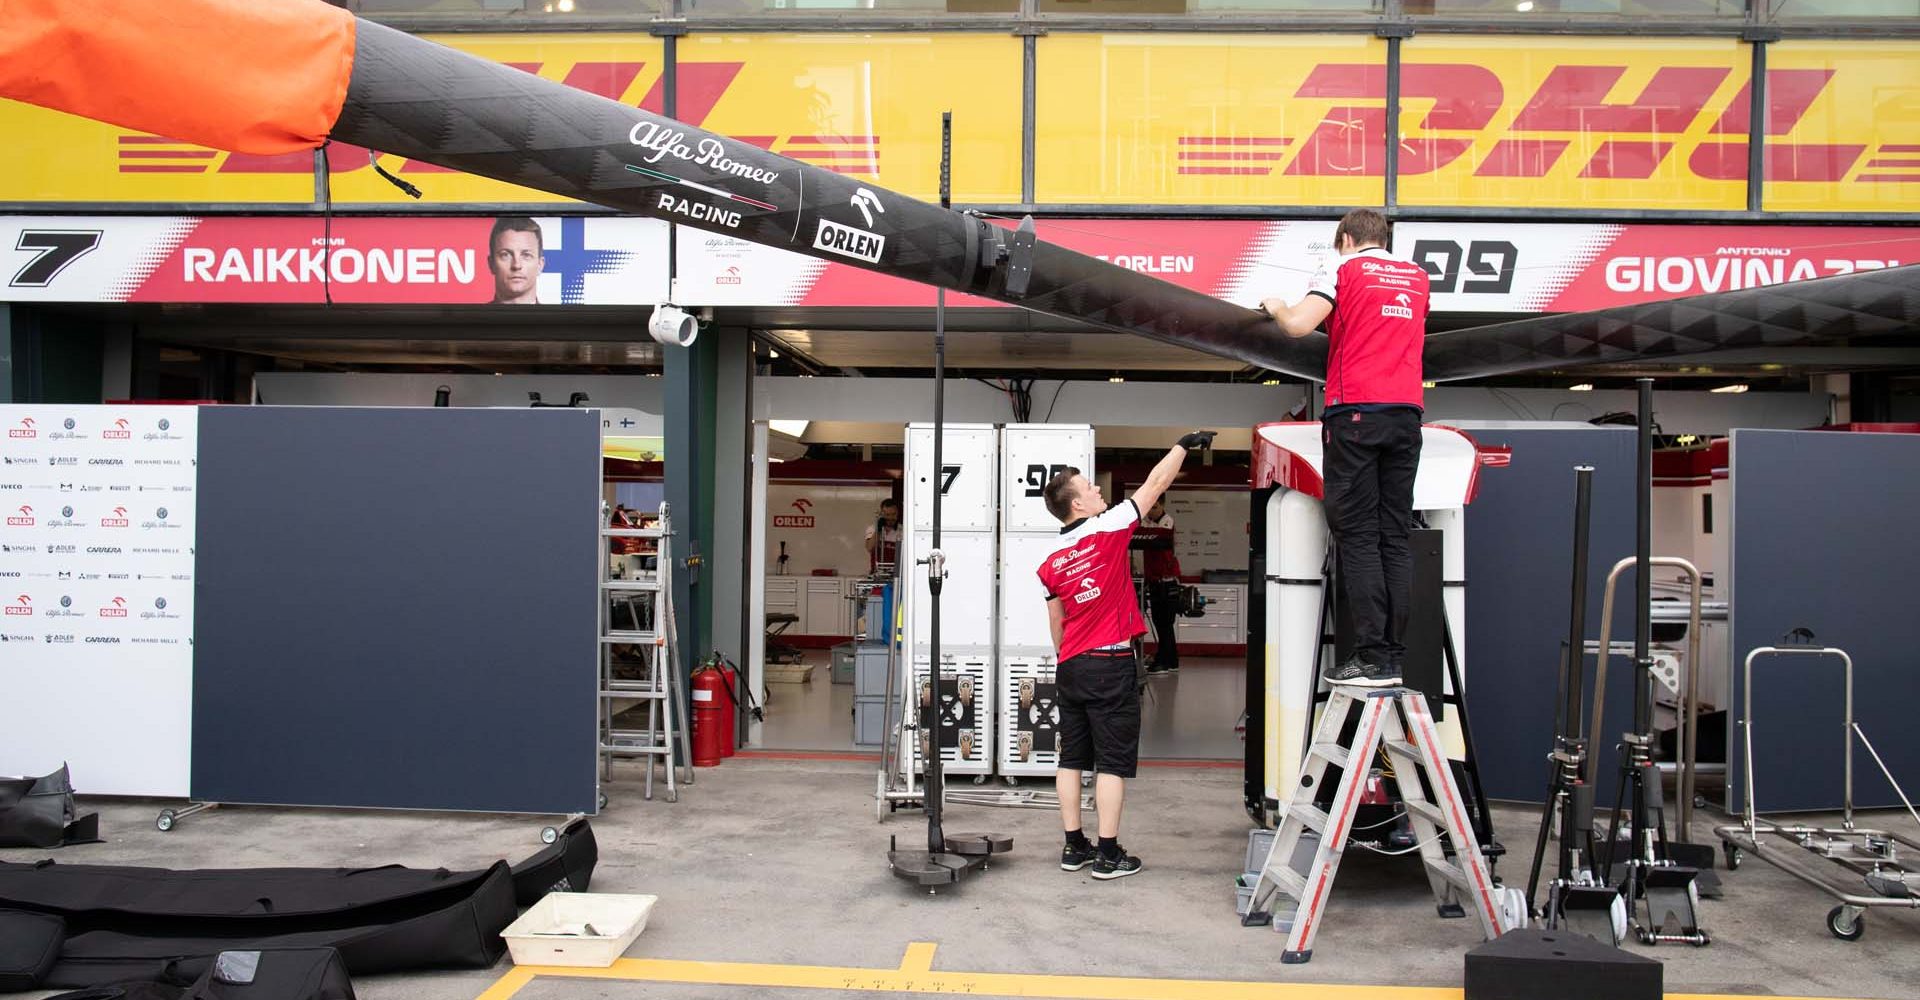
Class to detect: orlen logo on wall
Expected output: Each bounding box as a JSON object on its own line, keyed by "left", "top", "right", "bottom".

{"left": 9, "top": 417, "right": 34, "bottom": 439}
{"left": 4, "top": 595, "right": 31, "bottom": 617}
{"left": 100, "top": 506, "right": 130, "bottom": 528}
{"left": 99, "top": 596, "right": 128, "bottom": 618}
{"left": 6, "top": 505, "right": 34, "bottom": 526}
{"left": 102, "top": 418, "right": 133, "bottom": 440}
{"left": 773, "top": 497, "right": 815, "bottom": 528}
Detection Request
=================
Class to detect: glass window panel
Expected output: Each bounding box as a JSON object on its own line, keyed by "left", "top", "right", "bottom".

{"left": 680, "top": 34, "right": 1025, "bottom": 203}
{"left": 681, "top": 0, "right": 1019, "bottom": 13}
{"left": 347, "top": 1, "right": 670, "bottom": 15}
{"left": 1034, "top": 34, "right": 1389, "bottom": 206}
{"left": 1763, "top": 41, "right": 1920, "bottom": 213}
{"left": 1406, "top": 0, "right": 1745, "bottom": 14}
{"left": 1395, "top": 36, "right": 1750, "bottom": 211}
{"left": 1765, "top": 0, "right": 1920, "bottom": 15}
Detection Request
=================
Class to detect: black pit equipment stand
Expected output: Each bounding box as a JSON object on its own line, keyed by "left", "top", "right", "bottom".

{"left": 1600, "top": 379, "right": 1708, "bottom": 946}
{"left": 1525, "top": 465, "right": 1626, "bottom": 944}
{"left": 888, "top": 112, "right": 1012, "bottom": 889}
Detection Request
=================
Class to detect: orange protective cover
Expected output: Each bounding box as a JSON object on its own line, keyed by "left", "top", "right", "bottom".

{"left": 0, "top": 0, "right": 353, "bottom": 154}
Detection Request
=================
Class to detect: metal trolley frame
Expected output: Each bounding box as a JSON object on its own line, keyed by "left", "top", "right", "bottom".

{"left": 1715, "top": 645, "right": 1920, "bottom": 940}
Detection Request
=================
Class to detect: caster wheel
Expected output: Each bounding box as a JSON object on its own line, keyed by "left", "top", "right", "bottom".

{"left": 1693, "top": 794, "right": 1708, "bottom": 809}
{"left": 598, "top": 792, "right": 609, "bottom": 810}
{"left": 540, "top": 826, "right": 559, "bottom": 845}
{"left": 1723, "top": 845, "right": 1742, "bottom": 871}
{"left": 1827, "top": 905, "right": 1865, "bottom": 941}
{"left": 972, "top": 774, "right": 987, "bottom": 786}
{"left": 1004, "top": 776, "right": 1019, "bottom": 788}
{"left": 156, "top": 810, "right": 176, "bottom": 832}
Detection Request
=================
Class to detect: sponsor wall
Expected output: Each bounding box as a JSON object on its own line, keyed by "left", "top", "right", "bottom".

{"left": 0, "top": 34, "right": 1911, "bottom": 213}
{"left": 0, "top": 405, "right": 198, "bottom": 797}
{"left": 12, "top": 215, "right": 1910, "bottom": 312}
{"left": 766, "top": 482, "right": 893, "bottom": 578}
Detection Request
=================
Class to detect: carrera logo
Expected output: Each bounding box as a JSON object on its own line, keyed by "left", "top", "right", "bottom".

{"left": 103, "top": 418, "right": 132, "bottom": 439}
{"left": 1181, "top": 63, "right": 1889, "bottom": 185}
{"left": 772, "top": 515, "right": 815, "bottom": 528}
{"left": 814, "top": 219, "right": 885, "bottom": 264}
{"left": 9, "top": 417, "right": 34, "bottom": 438}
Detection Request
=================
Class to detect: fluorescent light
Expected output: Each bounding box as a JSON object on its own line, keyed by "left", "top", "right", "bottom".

{"left": 768, "top": 349, "right": 780, "bottom": 359}
{"left": 1421, "top": 381, "right": 1437, "bottom": 389}
{"left": 1759, "top": 363, "right": 1785, "bottom": 371}
{"left": 1515, "top": 0, "right": 1534, "bottom": 9}
{"left": 1676, "top": 434, "right": 1699, "bottom": 445}
{"left": 1711, "top": 384, "right": 1750, "bottom": 394}
{"left": 557, "top": 0, "right": 575, "bottom": 10}
{"left": 1568, "top": 383, "right": 1594, "bottom": 392}
{"left": 1261, "top": 379, "right": 1282, "bottom": 386}
{"left": 770, "top": 419, "right": 810, "bottom": 438}
{"left": 1108, "top": 376, "right": 1125, "bottom": 383}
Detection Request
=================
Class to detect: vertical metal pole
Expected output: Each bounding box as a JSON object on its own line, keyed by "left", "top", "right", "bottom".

{"left": 1021, "top": 35, "right": 1037, "bottom": 207}
{"left": 1634, "top": 379, "right": 1653, "bottom": 736}
{"left": 1383, "top": 35, "right": 1402, "bottom": 211}
{"left": 1746, "top": 40, "right": 1767, "bottom": 215}
{"left": 923, "top": 112, "right": 954, "bottom": 856}
{"left": 1563, "top": 467, "right": 1595, "bottom": 744}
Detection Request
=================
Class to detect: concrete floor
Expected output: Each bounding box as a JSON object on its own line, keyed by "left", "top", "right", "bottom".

{"left": 6, "top": 757, "right": 1918, "bottom": 1000}
{"left": 760, "top": 655, "right": 1248, "bottom": 761}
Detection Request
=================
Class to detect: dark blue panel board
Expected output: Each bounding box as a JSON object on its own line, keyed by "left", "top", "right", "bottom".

{"left": 1730, "top": 429, "right": 1920, "bottom": 813}
{"left": 193, "top": 407, "right": 600, "bottom": 814}
{"left": 1461, "top": 426, "right": 1638, "bottom": 804}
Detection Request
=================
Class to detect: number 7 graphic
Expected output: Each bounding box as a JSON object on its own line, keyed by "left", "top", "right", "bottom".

{"left": 11, "top": 230, "right": 103, "bottom": 287}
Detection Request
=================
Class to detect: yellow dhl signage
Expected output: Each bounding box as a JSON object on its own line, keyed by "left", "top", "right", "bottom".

{"left": 0, "top": 34, "right": 1912, "bottom": 213}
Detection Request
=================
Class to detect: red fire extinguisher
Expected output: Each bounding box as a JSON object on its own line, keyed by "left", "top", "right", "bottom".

{"left": 691, "top": 662, "right": 733, "bottom": 768}
{"left": 715, "top": 658, "right": 740, "bottom": 759}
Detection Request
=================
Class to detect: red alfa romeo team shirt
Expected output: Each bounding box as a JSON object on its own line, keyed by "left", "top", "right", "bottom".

{"left": 1038, "top": 499, "right": 1146, "bottom": 661}
{"left": 1307, "top": 247, "right": 1431, "bottom": 409}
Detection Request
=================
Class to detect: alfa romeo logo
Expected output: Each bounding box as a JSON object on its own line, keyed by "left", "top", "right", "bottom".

{"left": 158, "top": 418, "right": 171, "bottom": 431}
{"left": 155, "top": 597, "right": 168, "bottom": 610}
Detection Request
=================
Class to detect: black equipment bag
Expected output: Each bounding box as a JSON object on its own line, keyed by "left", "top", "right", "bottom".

{"left": 0, "top": 764, "right": 102, "bottom": 848}
{"left": 46, "top": 947, "right": 356, "bottom": 1000}
{"left": 508, "top": 817, "right": 597, "bottom": 904}
{"left": 0, "top": 908, "right": 66, "bottom": 990}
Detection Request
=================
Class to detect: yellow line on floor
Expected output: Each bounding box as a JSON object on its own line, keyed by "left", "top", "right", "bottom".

{"left": 482, "top": 949, "right": 1878, "bottom": 1000}
{"left": 898, "top": 942, "right": 938, "bottom": 974}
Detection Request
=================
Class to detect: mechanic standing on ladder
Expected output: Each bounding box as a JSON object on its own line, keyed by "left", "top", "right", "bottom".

{"left": 1260, "top": 208, "right": 1431, "bottom": 690}
{"left": 1037, "top": 431, "right": 1215, "bottom": 880}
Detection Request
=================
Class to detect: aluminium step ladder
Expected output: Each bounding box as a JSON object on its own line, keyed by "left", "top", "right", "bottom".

{"left": 599, "top": 503, "right": 694, "bottom": 803}
{"left": 1242, "top": 687, "right": 1509, "bottom": 963}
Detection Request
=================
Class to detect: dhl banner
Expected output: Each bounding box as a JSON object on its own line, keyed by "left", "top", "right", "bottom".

{"left": 1035, "top": 35, "right": 1917, "bottom": 213}
{"left": 0, "top": 216, "right": 667, "bottom": 305}
{"left": 6, "top": 215, "right": 1912, "bottom": 312}
{"left": 0, "top": 33, "right": 1023, "bottom": 207}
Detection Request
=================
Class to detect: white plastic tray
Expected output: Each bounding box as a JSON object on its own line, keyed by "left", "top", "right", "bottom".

{"left": 501, "top": 892, "right": 658, "bottom": 968}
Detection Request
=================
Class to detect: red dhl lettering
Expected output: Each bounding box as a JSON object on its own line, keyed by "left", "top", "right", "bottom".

{"left": 1185, "top": 63, "right": 1880, "bottom": 184}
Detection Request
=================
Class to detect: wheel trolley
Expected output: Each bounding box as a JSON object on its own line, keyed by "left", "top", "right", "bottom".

{"left": 1715, "top": 645, "right": 1920, "bottom": 941}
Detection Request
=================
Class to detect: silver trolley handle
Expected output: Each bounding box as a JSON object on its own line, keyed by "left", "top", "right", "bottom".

{"left": 1741, "top": 645, "right": 1853, "bottom": 836}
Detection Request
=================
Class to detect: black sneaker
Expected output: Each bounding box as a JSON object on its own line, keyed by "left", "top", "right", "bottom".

{"left": 1061, "top": 841, "right": 1098, "bottom": 872}
{"left": 1091, "top": 847, "right": 1144, "bottom": 880}
{"left": 1325, "top": 655, "right": 1401, "bottom": 689}
{"left": 1146, "top": 662, "right": 1179, "bottom": 675}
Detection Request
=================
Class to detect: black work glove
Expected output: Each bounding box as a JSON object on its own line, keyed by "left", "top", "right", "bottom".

{"left": 1177, "top": 430, "right": 1217, "bottom": 450}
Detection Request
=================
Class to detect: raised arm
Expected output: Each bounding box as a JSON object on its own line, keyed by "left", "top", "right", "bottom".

{"left": 1129, "top": 432, "right": 1215, "bottom": 516}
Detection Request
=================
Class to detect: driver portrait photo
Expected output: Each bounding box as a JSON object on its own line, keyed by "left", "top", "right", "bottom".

{"left": 487, "top": 216, "right": 545, "bottom": 305}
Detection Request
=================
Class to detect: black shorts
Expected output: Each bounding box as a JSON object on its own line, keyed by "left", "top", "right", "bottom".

{"left": 1056, "top": 650, "right": 1141, "bottom": 778}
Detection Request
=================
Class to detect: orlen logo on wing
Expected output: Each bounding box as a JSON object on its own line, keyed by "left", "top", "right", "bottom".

{"left": 102, "top": 418, "right": 132, "bottom": 440}
{"left": 100, "top": 506, "right": 130, "bottom": 528}
{"left": 4, "top": 595, "right": 30, "bottom": 617}
{"left": 99, "top": 596, "right": 129, "bottom": 618}
{"left": 6, "top": 505, "right": 33, "bottom": 527}
{"left": 9, "top": 417, "right": 34, "bottom": 439}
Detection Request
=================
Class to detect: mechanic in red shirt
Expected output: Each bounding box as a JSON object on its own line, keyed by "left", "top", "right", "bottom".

{"left": 1260, "top": 208, "right": 1430, "bottom": 690}
{"left": 1036, "top": 430, "right": 1214, "bottom": 880}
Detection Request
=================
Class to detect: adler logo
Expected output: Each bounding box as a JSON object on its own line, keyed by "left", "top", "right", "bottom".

{"left": 103, "top": 418, "right": 132, "bottom": 440}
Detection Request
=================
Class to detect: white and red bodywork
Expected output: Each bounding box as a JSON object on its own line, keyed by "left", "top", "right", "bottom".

{"left": 1251, "top": 422, "right": 1502, "bottom": 809}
